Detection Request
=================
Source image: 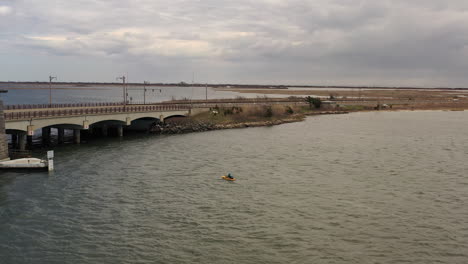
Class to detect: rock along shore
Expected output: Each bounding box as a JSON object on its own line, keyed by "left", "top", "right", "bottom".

{"left": 150, "top": 111, "right": 348, "bottom": 135}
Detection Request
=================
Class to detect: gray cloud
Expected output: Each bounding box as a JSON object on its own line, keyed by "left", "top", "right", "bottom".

{"left": 0, "top": 0, "right": 468, "bottom": 86}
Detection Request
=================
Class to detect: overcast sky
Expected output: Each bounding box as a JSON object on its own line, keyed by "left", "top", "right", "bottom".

{"left": 1, "top": 0, "right": 468, "bottom": 86}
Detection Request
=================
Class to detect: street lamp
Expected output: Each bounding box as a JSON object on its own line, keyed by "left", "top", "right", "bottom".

{"left": 116, "top": 75, "right": 126, "bottom": 105}
{"left": 143, "top": 81, "right": 150, "bottom": 105}
{"left": 49, "top": 75, "right": 57, "bottom": 105}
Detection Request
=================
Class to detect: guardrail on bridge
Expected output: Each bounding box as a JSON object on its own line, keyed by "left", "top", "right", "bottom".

{"left": 4, "top": 104, "right": 190, "bottom": 121}
{"left": 5, "top": 102, "right": 123, "bottom": 110}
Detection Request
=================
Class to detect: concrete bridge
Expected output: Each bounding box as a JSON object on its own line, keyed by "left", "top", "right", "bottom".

{"left": 3, "top": 103, "right": 207, "bottom": 151}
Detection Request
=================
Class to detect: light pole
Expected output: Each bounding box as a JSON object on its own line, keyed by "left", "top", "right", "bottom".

{"left": 117, "top": 76, "right": 126, "bottom": 105}
{"left": 49, "top": 75, "right": 57, "bottom": 105}
{"left": 143, "top": 81, "right": 149, "bottom": 105}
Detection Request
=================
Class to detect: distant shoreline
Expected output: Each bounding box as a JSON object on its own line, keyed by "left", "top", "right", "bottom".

{"left": 1, "top": 87, "right": 111, "bottom": 90}
{"left": 1, "top": 81, "right": 467, "bottom": 90}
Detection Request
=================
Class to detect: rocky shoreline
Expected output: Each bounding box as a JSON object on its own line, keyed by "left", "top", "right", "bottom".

{"left": 150, "top": 111, "right": 348, "bottom": 134}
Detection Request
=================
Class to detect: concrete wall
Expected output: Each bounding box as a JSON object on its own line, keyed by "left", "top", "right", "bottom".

{"left": 0, "top": 100, "right": 9, "bottom": 160}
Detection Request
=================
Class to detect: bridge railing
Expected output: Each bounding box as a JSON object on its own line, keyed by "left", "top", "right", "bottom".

{"left": 5, "top": 102, "right": 124, "bottom": 110}
{"left": 4, "top": 104, "right": 191, "bottom": 121}
{"left": 5, "top": 97, "right": 307, "bottom": 110}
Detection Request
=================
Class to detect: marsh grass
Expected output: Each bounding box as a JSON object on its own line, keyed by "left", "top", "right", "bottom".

{"left": 191, "top": 105, "right": 305, "bottom": 124}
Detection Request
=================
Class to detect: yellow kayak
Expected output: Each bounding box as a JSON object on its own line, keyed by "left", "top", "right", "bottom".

{"left": 221, "top": 175, "right": 236, "bottom": 181}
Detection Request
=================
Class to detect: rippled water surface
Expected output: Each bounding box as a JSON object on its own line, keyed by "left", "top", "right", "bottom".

{"left": 1, "top": 111, "right": 468, "bottom": 263}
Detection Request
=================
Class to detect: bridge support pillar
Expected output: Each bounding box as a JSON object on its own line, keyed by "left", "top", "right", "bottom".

{"left": 27, "top": 135, "right": 33, "bottom": 149}
{"left": 18, "top": 133, "right": 27, "bottom": 151}
{"left": 117, "top": 125, "right": 123, "bottom": 137}
{"left": 73, "top": 129, "right": 81, "bottom": 144}
{"left": 11, "top": 134, "right": 18, "bottom": 148}
{"left": 58, "top": 128, "right": 65, "bottom": 144}
{"left": 102, "top": 125, "right": 108, "bottom": 137}
{"left": 42, "top": 127, "right": 51, "bottom": 146}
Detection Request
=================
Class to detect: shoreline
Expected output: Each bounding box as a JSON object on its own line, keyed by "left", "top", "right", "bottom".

{"left": 151, "top": 111, "right": 349, "bottom": 134}
{"left": 151, "top": 106, "right": 467, "bottom": 135}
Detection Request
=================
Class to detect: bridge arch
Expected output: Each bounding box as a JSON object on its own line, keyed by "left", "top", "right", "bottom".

{"left": 5, "top": 129, "right": 27, "bottom": 134}
{"left": 31, "top": 120, "right": 84, "bottom": 131}
{"left": 164, "top": 114, "right": 187, "bottom": 121}
{"left": 128, "top": 116, "right": 162, "bottom": 132}
{"left": 4, "top": 108, "right": 192, "bottom": 135}
{"left": 88, "top": 119, "right": 126, "bottom": 127}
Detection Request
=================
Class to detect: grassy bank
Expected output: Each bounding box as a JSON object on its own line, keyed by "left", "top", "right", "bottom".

{"left": 159, "top": 104, "right": 347, "bottom": 134}
{"left": 191, "top": 105, "right": 305, "bottom": 124}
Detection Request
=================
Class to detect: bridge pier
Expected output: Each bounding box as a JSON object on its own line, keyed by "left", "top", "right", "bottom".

{"left": 27, "top": 135, "right": 33, "bottom": 149}
{"left": 117, "top": 125, "right": 123, "bottom": 137}
{"left": 18, "top": 133, "right": 27, "bottom": 151}
{"left": 42, "top": 127, "right": 51, "bottom": 146}
{"left": 73, "top": 129, "right": 81, "bottom": 144}
{"left": 11, "top": 134, "right": 17, "bottom": 147}
{"left": 57, "top": 128, "right": 65, "bottom": 144}
{"left": 102, "top": 125, "right": 108, "bottom": 137}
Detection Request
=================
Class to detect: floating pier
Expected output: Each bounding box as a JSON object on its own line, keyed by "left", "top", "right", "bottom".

{"left": 0, "top": 150, "right": 53, "bottom": 171}
{"left": 0, "top": 157, "right": 48, "bottom": 170}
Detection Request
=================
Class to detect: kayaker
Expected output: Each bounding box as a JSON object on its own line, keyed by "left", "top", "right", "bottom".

{"left": 227, "top": 173, "right": 234, "bottom": 179}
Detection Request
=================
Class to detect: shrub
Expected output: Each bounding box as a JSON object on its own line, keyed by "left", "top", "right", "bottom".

{"left": 264, "top": 106, "right": 273, "bottom": 117}
{"left": 285, "top": 106, "right": 294, "bottom": 115}
{"left": 223, "top": 108, "right": 233, "bottom": 115}
{"left": 305, "top": 96, "right": 322, "bottom": 109}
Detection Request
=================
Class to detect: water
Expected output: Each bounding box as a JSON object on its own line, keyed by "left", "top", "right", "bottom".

{"left": 1, "top": 111, "right": 468, "bottom": 263}
{"left": 0, "top": 83, "right": 289, "bottom": 105}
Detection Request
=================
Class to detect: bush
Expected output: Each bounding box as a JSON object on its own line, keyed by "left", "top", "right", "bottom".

{"left": 264, "top": 106, "right": 273, "bottom": 117}
{"left": 305, "top": 96, "right": 322, "bottom": 109}
{"left": 223, "top": 108, "right": 233, "bottom": 115}
{"left": 285, "top": 106, "right": 294, "bottom": 115}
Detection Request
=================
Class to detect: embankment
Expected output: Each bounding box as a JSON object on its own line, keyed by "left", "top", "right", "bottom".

{"left": 151, "top": 105, "right": 347, "bottom": 134}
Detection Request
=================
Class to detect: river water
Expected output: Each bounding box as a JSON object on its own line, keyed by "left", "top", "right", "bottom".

{"left": 0, "top": 83, "right": 291, "bottom": 105}
{"left": 1, "top": 111, "right": 468, "bottom": 263}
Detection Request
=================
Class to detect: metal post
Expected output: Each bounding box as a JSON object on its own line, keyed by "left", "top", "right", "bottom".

{"left": 143, "top": 81, "right": 149, "bottom": 105}
{"left": 49, "top": 75, "right": 57, "bottom": 106}
{"left": 117, "top": 76, "right": 126, "bottom": 105}
{"left": 205, "top": 83, "right": 208, "bottom": 101}
{"left": 47, "top": 150, "right": 54, "bottom": 172}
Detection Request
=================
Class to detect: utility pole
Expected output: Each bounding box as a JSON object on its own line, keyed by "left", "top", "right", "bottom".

{"left": 49, "top": 75, "right": 57, "bottom": 106}
{"left": 116, "top": 75, "right": 126, "bottom": 105}
{"left": 190, "top": 72, "right": 195, "bottom": 110}
{"left": 205, "top": 83, "right": 208, "bottom": 101}
{"left": 143, "top": 81, "right": 149, "bottom": 105}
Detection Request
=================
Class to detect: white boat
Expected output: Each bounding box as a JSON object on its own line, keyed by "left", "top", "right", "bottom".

{"left": 0, "top": 158, "right": 48, "bottom": 169}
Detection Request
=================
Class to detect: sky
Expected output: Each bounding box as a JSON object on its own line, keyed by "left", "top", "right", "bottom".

{"left": 1, "top": 0, "right": 468, "bottom": 86}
